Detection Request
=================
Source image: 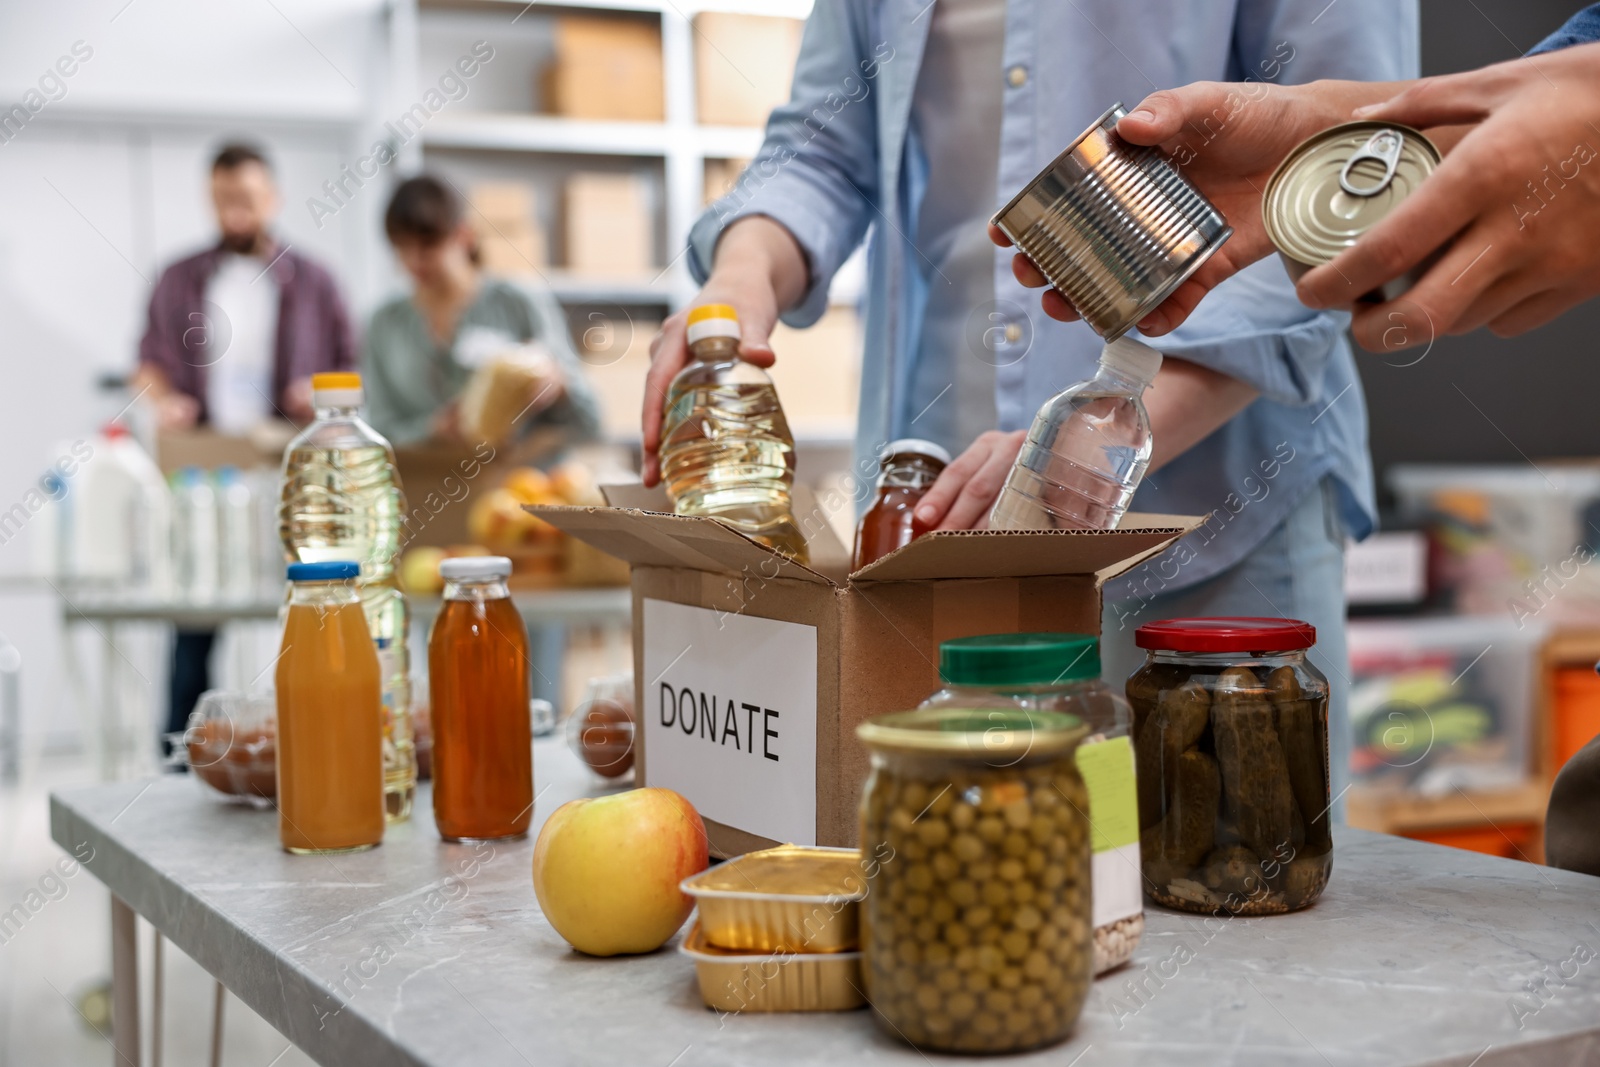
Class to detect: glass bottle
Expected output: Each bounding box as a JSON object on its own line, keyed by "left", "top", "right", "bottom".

{"left": 275, "top": 560, "right": 384, "bottom": 854}
{"left": 851, "top": 439, "right": 951, "bottom": 571}
{"left": 989, "top": 336, "right": 1161, "bottom": 532}
{"left": 659, "top": 304, "right": 807, "bottom": 561}
{"left": 428, "top": 556, "right": 534, "bottom": 841}
{"left": 1126, "top": 617, "right": 1331, "bottom": 915}
{"left": 279, "top": 372, "right": 415, "bottom": 822}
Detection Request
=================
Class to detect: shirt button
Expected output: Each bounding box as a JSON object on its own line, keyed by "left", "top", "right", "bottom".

{"left": 1007, "top": 65, "right": 1028, "bottom": 88}
{"left": 1004, "top": 322, "right": 1023, "bottom": 343}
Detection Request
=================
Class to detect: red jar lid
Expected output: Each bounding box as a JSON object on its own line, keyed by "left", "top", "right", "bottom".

{"left": 1135, "top": 617, "right": 1316, "bottom": 653}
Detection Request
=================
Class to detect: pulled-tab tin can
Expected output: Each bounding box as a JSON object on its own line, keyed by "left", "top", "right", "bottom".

{"left": 1264, "top": 121, "right": 1441, "bottom": 301}
{"left": 992, "top": 103, "right": 1232, "bottom": 340}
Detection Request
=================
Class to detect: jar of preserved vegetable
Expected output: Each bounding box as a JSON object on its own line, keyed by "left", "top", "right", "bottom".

{"left": 857, "top": 708, "right": 1092, "bottom": 1053}
{"left": 919, "top": 633, "right": 1142, "bottom": 974}
{"left": 1128, "top": 617, "right": 1331, "bottom": 916}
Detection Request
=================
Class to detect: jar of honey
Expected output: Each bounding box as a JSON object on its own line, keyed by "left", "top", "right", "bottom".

{"left": 851, "top": 439, "right": 951, "bottom": 571}
{"left": 428, "top": 556, "right": 533, "bottom": 841}
{"left": 275, "top": 561, "right": 385, "bottom": 855}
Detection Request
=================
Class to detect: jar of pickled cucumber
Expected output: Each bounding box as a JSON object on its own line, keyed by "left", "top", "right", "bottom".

{"left": 856, "top": 708, "right": 1092, "bottom": 1054}
{"left": 1127, "top": 618, "right": 1331, "bottom": 916}
{"left": 919, "top": 633, "right": 1143, "bottom": 974}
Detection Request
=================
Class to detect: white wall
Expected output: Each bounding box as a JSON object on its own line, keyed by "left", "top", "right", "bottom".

{"left": 0, "top": 0, "right": 400, "bottom": 752}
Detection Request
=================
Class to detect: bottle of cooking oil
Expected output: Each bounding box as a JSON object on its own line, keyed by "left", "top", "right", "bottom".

{"left": 278, "top": 372, "right": 415, "bottom": 821}
{"left": 660, "top": 305, "right": 807, "bottom": 561}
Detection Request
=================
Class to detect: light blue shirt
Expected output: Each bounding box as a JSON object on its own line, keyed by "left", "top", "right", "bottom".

{"left": 690, "top": 0, "right": 1420, "bottom": 594}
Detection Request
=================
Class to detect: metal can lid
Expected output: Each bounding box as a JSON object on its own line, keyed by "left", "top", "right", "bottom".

{"left": 1264, "top": 122, "right": 1440, "bottom": 269}
{"left": 1135, "top": 617, "right": 1316, "bottom": 653}
{"left": 440, "top": 555, "right": 513, "bottom": 581}
{"left": 857, "top": 707, "right": 1086, "bottom": 760}
{"left": 881, "top": 437, "right": 952, "bottom": 467}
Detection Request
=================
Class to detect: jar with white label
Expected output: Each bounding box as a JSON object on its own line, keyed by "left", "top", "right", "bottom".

{"left": 919, "top": 634, "right": 1143, "bottom": 974}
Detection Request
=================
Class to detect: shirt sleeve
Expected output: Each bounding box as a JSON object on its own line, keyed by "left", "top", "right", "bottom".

{"left": 136, "top": 268, "right": 192, "bottom": 397}
{"left": 686, "top": 0, "right": 883, "bottom": 328}
{"left": 361, "top": 306, "right": 434, "bottom": 447}
{"left": 1156, "top": 0, "right": 1419, "bottom": 406}
{"left": 1530, "top": 4, "right": 1600, "bottom": 54}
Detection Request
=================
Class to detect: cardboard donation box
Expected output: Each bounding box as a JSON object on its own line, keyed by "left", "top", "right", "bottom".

{"left": 534, "top": 486, "right": 1197, "bottom": 858}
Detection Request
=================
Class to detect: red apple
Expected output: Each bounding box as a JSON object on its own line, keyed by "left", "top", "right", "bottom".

{"left": 532, "top": 788, "right": 708, "bottom": 956}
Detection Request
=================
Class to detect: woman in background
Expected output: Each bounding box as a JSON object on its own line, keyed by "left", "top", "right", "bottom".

{"left": 363, "top": 175, "right": 601, "bottom": 450}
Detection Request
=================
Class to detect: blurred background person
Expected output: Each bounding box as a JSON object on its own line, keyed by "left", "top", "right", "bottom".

{"left": 131, "top": 141, "right": 357, "bottom": 750}
{"left": 363, "top": 174, "right": 600, "bottom": 453}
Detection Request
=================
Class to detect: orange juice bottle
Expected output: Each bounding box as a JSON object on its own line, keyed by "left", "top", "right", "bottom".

{"left": 429, "top": 557, "right": 533, "bottom": 841}
{"left": 275, "top": 561, "right": 385, "bottom": 854}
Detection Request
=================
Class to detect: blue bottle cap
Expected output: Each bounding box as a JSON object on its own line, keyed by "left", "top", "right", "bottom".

{"left": 287, "top": 561, "right": 361, "bottom": 582}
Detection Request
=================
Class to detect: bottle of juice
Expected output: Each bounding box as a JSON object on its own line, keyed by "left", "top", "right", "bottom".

{"left": 275, "top": 561, "right": 384, "bottom": 854}
{"left": 659, "top": 305, "right": 807, "bottom": 561}
{"left": 989, "top": 336, "right": 1162, "bottom": 532}
{"left": 279, "top": 372, "right": 415, "bottom": 822}
{"left": 852, "top": 438, "right": 951, "bottom": 571}
{"left": 428, "top": 556, "right": 533, "bottom": 842}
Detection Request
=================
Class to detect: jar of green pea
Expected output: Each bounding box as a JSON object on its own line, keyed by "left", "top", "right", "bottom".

{"left": 856, "top": 708, "right": 1092, "bottom": 1053}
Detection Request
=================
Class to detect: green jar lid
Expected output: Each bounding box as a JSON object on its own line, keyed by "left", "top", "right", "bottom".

{"left": 938, "top": 633, "right": 1100, "bottom": 687}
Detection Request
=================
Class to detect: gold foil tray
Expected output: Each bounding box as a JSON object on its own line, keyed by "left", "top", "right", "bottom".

{"left": 679, "top": 921, "right": 866, "bottom": 1013}
{"left": 679, "top": 845, "right": 867, "bottom": 953}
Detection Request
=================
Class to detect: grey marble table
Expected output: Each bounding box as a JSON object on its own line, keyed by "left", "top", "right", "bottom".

{"left": 51, "top": 740, "right": 1600, "bottom": 1067}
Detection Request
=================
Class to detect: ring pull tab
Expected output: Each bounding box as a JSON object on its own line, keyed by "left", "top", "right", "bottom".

{"left": 1339, "top": 129, "right": 1405, "bottom": 197}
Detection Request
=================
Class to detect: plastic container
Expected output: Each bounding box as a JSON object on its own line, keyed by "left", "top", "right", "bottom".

{"left": 659, "top": 304, "right": 806, "bottom": 561}
{"left": 275, "top": 561, "right": 385, "bottom": 855}
{"left": 851, "top": 439, "right": 950, "bottom": 571}
{"left": 279, "top": 372, "right": 415, "bottom": 822}
{"left": 988, "top": 337, "right": 1161, "bottom": 532}
{"left": 1127, "top": 617, "right": 1331, "bottom": 915}
{"left": 679, "top": 921, "right": 865, "bottom": 1013}
{"left": 565, "top": 671, "right": 635, "bottom": 780}
{"left": 173, "top": 467, "right": 220, "bottom": 602}
{"left": 918, "top": 633, "right": 1142, "bottom": 975}
{"left": 175, "top": 690, "right": 276, "bottom": 808}
{"left": 216, "top": 466, "right": 257, "bottom": 602}
{"left": 428, "top": 556, "right": 533, "bottom": 842}
{"left": 856, "top": 707, "right": 1092, "bottom": 1054}
{"left": 680, "top": 845, "right": 867, "bottom": 954}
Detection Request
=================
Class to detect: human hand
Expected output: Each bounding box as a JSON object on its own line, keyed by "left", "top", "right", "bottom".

{"left": 912, "top": 430, "right": 1026, "bottom": 532}
{"left": 284, "top": 377, "right": 314, "bottom": 422}
{"left": 1297, "top": 43, "right": 1600, "bottom": 348}
{"left": 156, "top": 392, "right": 200, "bottom": 431}
{"left": 997, "top": 79, "right": 1407, "bottom": 335}
{"left": 431, "top": 401, "right": 465, "bottom": 445}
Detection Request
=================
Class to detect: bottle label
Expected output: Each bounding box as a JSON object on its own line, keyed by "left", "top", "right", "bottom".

{"left": 1076, "top": 734, "right": 1143, "bottom": 926}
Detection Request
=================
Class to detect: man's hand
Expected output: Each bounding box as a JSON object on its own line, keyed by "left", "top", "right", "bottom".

{"left": 913, "top": 430, "right": 1026, "bottom": 531}
{"left": 431, "top": 400, "right": 465, "bottom": 445}
{"left": 641, "top": 216, "right": 807, "bottom": 486}
{"left": 1297, "top": 43, "right": 1600, "bottom": 348}
{"left": 284, "top": 377, "right": 315, "bottom": 423}
{"left": 999, "top": 79, "right": 1410, "bottom": 335}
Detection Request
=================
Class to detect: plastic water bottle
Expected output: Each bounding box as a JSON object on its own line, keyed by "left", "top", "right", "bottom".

{"left": 988, "top": 336, "right": 1162, "bottom": 532}
{"left": 216, "top": 466, "right": 257, "bottom": 602}
{"left": 173, "top": 467, "right": 220, "bottom": 602}
{"left": 279, "top": 372, "right": 415, "bottom": 821}
{"left": 659, "top": 304, "right": 807, "bottom": 561}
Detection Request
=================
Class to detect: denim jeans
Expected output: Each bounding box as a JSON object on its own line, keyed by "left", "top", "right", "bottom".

{"left": 1100, "top": 477, "right": 1351, "bottom": 822}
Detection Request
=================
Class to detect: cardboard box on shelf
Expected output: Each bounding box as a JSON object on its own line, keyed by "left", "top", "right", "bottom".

{"left": 534, "top": 487, "right": 1197, "bottom": 856}
{"left": 577, "top": 315, "right": 659, "bottom": 441}
{"left": 768, "top": 307, "right": 862, "bottom": 439}
{"left": 468, "top": 182, "right": 547, "bottom": 276}
{"left": 703, "top": 157, "right": 750, "bottom": 207}
{"left": 693, "top": 13, "right": 804, "bottom": 127}
{"left": 542, "top": 14, "right": 664, "bottom": 123}
{"left": 563, "top": 173, "right": 654, "bottom": 275}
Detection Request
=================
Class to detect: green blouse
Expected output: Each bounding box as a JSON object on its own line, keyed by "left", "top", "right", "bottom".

{"left": 361, "top": 278, "right": 602, "bottom": 449}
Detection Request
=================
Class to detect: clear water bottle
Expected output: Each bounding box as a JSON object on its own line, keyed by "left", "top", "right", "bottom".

{"left": 278, "top": 372, "right": 415, "bottom": 821}
{"left": 988, "top": 337, "right": 1162, "bottom": 532}
{"left": 173, "top": 467, "right": 220, "bottom": 602}
{"left": 659, "top": 304, "right": 807, "bottom": 561}
{"left": 216, "top": 466, "right": 257, "bottom": 602}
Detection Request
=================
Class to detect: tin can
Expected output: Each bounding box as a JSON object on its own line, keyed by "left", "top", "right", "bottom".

{"left": 992, "top": 103, "right": 1232, "bottom": 341}
{"left": 1263, "top": 122, "right": 1441, "bottom": 302}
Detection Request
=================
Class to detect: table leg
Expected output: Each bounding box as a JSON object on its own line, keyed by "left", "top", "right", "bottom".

{"left": 111, "top": 894, "right": 141, "bottom": 1067}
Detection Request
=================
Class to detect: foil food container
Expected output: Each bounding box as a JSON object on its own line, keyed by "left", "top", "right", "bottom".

{"left": 1263, "top": 121, "right": 1440, "bottom": 302}
{"left": 992, "top": 103, "right": 1232, "bottom": 340}
{"left": 680, "top": 845, "right": 867, "bottom": 953}
{"left": 680, "top": 921, "right": 866, "bottom": 1013}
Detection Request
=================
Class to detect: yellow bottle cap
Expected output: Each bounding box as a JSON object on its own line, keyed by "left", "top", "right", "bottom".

{"left": 312, "top": 372, "right": 363, "bottom": 390}
{"left": 687, "top": 304, "right": 739, "bottom": 326}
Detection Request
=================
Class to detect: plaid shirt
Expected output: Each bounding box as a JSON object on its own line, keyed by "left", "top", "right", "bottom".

{"left": 136, "top": 241, "right": 356, "bottom": 422}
